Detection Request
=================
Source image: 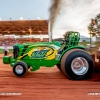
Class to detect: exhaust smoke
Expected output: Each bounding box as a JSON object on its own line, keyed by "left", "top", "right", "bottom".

{"left": 49, "top": 0, "right": 100, "bottom": 38}
{"left": 49, "top": 0, "right": 65, "bottom": 32}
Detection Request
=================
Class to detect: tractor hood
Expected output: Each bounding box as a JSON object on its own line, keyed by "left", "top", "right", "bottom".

{"left": 12, "top": 41, "right": 61, "bottom": 61}
{"left": 14, "top": 41, "right": 61, "bottom": 50}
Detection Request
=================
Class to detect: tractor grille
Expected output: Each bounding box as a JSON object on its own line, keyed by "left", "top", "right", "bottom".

{"left": 13, "top": 46, "right": 19, "bottom": 59}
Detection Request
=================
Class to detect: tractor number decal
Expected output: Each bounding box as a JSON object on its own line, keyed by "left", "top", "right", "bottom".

{"left": 31, "top": 50, "right": 49, "bottom": 58}
{"left": 28, "top": 46, "right": 57, "bottom": 60}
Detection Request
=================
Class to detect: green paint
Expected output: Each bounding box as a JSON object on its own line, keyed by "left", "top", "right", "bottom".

{"left": 3, "top": 31, "right": 86, "bottom": 72}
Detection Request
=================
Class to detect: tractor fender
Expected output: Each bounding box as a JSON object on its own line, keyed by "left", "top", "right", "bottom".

{"left": 59, "top": 46, "right": 85, "bottom": 61}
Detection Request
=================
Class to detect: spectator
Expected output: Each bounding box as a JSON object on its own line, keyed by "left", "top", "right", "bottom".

{"left": 3, "top": 44, "right": 9, "bottom": 56}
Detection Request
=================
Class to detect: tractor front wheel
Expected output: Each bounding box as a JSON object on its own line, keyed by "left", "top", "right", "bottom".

{"left": 13, "top": 61, "right": 28, "bottom": 77}
{"left": 61, "top": 49, "right": 94, "bottom": 80}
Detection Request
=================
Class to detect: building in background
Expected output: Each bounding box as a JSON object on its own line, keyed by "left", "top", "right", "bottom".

{"left": 79, "top": 35, "right": 90, "bottom": 42}
{"left": 92, "top": 36, "right": 100, "bottom": 42}
{"left": 0, "top": 20, "right": 49, "bottom": 46}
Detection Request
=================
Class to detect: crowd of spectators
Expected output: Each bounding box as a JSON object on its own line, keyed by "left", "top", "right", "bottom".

{"left": 0, "top": 38, "right": 49, "bottom": 46}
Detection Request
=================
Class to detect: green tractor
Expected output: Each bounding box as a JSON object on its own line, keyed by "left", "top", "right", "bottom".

{"left": 3, "top": 31, "right": 94, "bottom": 80}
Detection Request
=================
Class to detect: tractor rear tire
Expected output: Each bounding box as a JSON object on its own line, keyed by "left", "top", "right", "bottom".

{"left": 13, "top": 61, "right": 28, "bottom": 77}
{"left": 61, "top": 49, "right": 94, "bottom": 80}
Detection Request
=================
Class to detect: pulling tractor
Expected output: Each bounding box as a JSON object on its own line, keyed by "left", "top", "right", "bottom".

{"left": 3, "top": 31, "right": 94, "bottom": 80}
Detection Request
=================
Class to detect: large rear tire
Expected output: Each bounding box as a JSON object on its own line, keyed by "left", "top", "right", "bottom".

{"left": 61, "top": 49, "right": 94, "bottom": 80}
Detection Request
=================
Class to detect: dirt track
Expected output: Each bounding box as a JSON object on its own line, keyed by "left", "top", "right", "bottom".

{"left": 0, "top": 54, "right": 100, "bottom": 100}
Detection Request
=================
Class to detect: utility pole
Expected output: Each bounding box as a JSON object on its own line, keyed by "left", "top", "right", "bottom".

{"left": 90, "top": 31, "right": 92, "bottom": 54}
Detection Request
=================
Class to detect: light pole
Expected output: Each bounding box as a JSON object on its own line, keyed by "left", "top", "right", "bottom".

{"left": 29, "top": 28, "right": 32, "bottom": 42}
{"left": 88, "top": 25, "right": 93, "bottom": 54}
{"left": 48, "top": 20, "right": 52, "bottom": 42}
{"left": 90, "top": 31, "right": 92, "bottom": 54}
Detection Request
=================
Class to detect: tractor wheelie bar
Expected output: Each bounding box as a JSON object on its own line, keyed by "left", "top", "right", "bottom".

{"left": 3, "top": 31, "right": 94, "bottom": 80}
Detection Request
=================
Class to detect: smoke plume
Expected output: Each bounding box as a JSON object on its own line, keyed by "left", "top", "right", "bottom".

{"left": 49, "top": 0, "right": 65, "bottom": 32}
{"left": 49, "top": 0, "right": 100, "bottom": 38}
